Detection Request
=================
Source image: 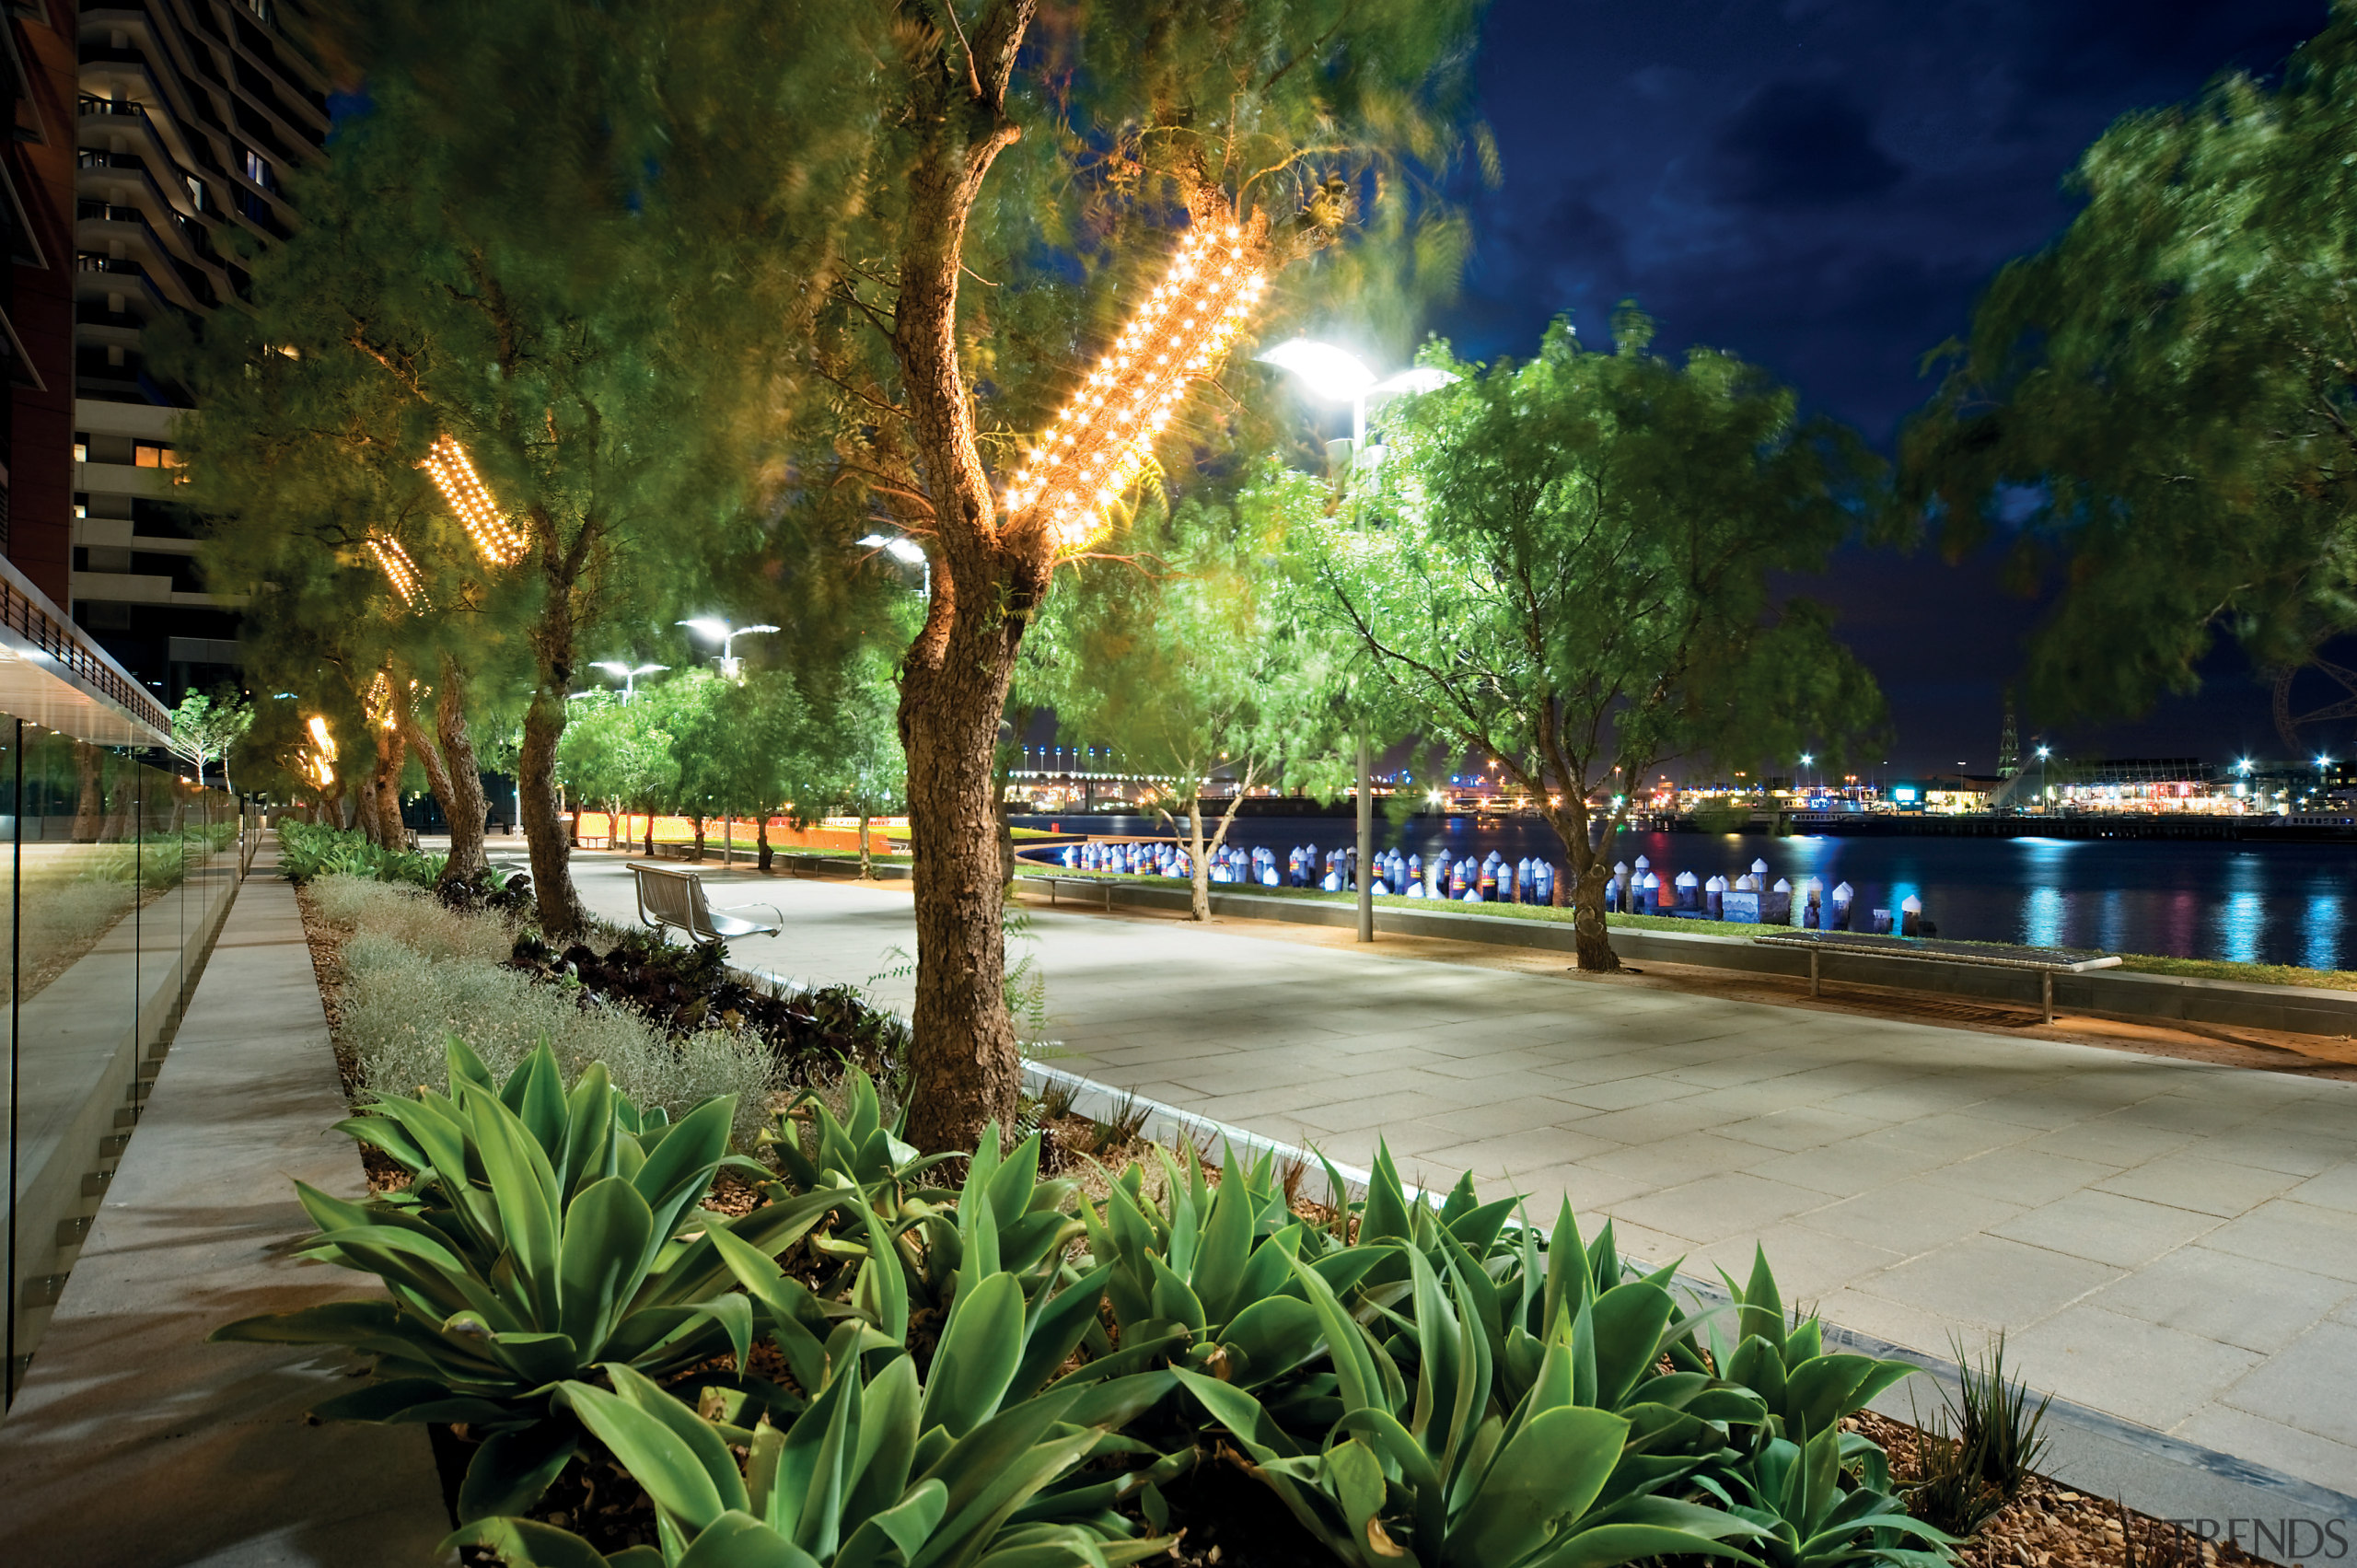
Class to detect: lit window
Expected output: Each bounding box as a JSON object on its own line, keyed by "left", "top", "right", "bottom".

{"left": 134, "top": 441, "right": 180, "bottom": 469}
{"left": 73, "top": 441, "right": 87, "bottom": 462}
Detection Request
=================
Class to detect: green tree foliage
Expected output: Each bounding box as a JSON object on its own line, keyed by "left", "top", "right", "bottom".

{"left": 555, "top": 691, "right": 679, "bottom": 858}
{"left": 203, "top": 0, "right": 1485, "bottom": 1150}
{"left": 1051, "top": 483, "right": 1346, "bottom": 919}
{"left": 625, "top": 0, "right": 1492, "bottom": 1152}
{"left": 169, "top": 689, "right": 253, "bottom": 796}
{"left": 173, "top": 2, "right": 831, "bottom": 934}
{"left": 1901, "top": 5, "right": 2357, "bottom": 731}
{"left": 1307, "top": 314, "right": 1887, "bottom": 970}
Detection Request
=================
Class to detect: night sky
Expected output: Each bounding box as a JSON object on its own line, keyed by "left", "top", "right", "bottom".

{"left": 1446, "top": 0, "right": 2329, "bottom": 776}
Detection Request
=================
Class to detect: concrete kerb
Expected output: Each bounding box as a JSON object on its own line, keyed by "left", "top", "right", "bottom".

{"left": 1012, "top": 875, "right": 2357, "bottom": 1041}
{"left": 1019, "top": 1058, "right": 2357, "bottom": 1559}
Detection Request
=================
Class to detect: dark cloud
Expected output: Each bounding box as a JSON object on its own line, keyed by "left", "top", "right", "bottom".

{"left": 1709, "top": 81, "right": 1905, "bottom": 208}
{"left": 1447, "top": 0, "right": 2328, "bottom": 767}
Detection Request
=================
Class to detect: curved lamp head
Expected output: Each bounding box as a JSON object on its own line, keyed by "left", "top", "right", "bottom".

{"left": 1256, "top": 340, "right": 1376, "bottom": 403}
{"left": 677, "top": 618, "right": 731, "bottom": 644}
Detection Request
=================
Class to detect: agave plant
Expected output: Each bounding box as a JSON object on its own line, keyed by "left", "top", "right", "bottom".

{"left": 447, "top": 1263, "right": 1190, "bottom": 1568}
{"left": 760, "top": 1066, "right": 956, "bottom": 1207}
{"left": 1692, "top": 1249, "right": 1920, "bottom": 1446}
{"left": 213, "top": 1042, "right": 844, "bottom": 1521}
{"left": 1177, "top": 1242, "right": 1770, "bottom": 1568}
{"left": 1704, "top": 1423, "right": 1959, "bottom": 1568}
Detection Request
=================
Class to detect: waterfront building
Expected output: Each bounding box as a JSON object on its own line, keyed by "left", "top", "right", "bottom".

{"left": 69, "top": 0, "right": 327, "bottom": 700}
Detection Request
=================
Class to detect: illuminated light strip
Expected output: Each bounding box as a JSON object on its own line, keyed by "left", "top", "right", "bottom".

{"left": 305, "top": 714, "right": 337, "bottom": 787}
{"left": 1004, "top": 216, "right": 1270, "bottom": 552}
{"left": 365, "top": 534, "right": 426, "bottom": 607}
{"left": 366, "top": 669, "right": 398, "bottom": 730}
{"left": 422, "top": 435, "right": 529, "bottom": 565}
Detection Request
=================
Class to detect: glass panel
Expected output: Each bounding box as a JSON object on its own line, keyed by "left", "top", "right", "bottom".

{"left": 5, "top": 728, "right": 242, "bottom": 1402}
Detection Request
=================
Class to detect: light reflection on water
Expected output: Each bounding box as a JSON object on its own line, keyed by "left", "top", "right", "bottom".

{"left": 1016, "top": 814, "right": 2357, "bottom": 966}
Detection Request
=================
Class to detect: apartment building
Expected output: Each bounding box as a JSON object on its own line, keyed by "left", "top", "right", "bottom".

{"left": 70, "top": 0, "right": 326, "bottom": 699}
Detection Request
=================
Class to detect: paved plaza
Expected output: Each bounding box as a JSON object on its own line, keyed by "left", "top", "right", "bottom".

{"left": 554, "top": 856, "right": 2357, "bottom": 1495}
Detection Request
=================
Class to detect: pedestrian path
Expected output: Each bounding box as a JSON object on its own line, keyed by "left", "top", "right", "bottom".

{"left": 0, "top": 853, "right": 445, "bottom": 1567}
{"left": 558, "top": 854, "right": 2357, "bottom": 1497}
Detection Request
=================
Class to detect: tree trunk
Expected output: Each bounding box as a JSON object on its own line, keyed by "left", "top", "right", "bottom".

{"left": 398, "top": 663, "right": 487, "bottom": 887}
{"left": 722, "top": 815, "right": 733, "bottom": 865}
{"left": 1544, "top": 799, "right": 1620, "bottom": 972}
{"left": 354, "top": 747, "right": 382, "bottom": 845}
{"left": 1187, "top": 796, "right": 1210, "bottom": 921}
{"left": 518, "top": 686, "right": 583, "bottom": 935}
{"left": 757, "top": 813, "right": 772, "bottom": 872}
{"left": 899, "top": 623, "right": 1028, "bottom": 1155}
{"left": 435, "top": 669, "right": 489, "bottom": 884}
{"left": 888, "top": 19, "right": 1044, "bottom": 1156}
{"left": 643, "top": 809, "right": 655, "bottom": 856}
{"left": 373, "top": 724, "right": 406, "bottom": 848}
{"left": 72, "top": 742, "right": 105, "bottom": 842}
{"left": 691, "top": 814, "right": 706, "bottom": 862}
{"left": 858, "top": 808, "right": 874, "bottom": 878}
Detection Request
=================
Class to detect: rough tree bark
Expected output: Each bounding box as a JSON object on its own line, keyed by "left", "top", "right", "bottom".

{"left": 517, "top": 683, "right": 578, "bottom": 932}
{"left": 888, "top": 1, "right": 1044, "bottom": 1156}
{"left": 517, "top": 504, "right": 590, "bottom": 935}
{"left": 398, "top": 657, "right": 488, "bottom": 886}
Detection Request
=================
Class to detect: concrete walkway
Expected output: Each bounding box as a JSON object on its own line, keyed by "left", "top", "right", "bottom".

{"left": 556, "top": 854, "right": 2357, "bottom": 1498}
{"left": 0, "top": 854, "right": 447, "bottom": 1566}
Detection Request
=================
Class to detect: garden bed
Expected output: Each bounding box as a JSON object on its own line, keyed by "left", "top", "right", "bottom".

{"left": 270, "top": 834, "right": 2285, "bottom": 1568}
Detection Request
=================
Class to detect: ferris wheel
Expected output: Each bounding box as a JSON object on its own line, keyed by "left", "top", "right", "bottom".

{"left": 2271, "top": 656, "right": 2357, "bottom": 756}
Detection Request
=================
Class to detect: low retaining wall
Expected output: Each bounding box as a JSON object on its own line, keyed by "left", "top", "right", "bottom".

{"left": 1015, "top": 877, "right": 2357, "bottom": 1040}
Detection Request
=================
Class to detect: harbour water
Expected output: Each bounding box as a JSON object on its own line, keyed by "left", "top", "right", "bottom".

{"left": 1013, "top": 813, "right": 2357, "bottom": 969}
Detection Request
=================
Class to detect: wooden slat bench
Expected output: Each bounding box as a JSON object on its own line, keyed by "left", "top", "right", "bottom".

{"left": 1754, "top": 930, "right": 2121, "bottom": 1023}
{"left": 628, "top": 862, "right": 784, "bottom": 946}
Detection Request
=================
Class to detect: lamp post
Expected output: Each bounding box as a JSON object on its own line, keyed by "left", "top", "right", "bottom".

{"left": 590, "top": 661, "right": 667, "bottom": 702}
{"left": 2035, "top": 744, "right": 2051, "bottom": 812}
{"left": 1255, "top": 340, "right": 1458, "bottom": 475}
{"left": 859, "top": 534, "right": 931, "bottom": 598}
{"left": 1257, "top": 344, "right": 1456, "bottom": 944}
{"left": 678, "top": 619, "right": 779, "bottom": 681}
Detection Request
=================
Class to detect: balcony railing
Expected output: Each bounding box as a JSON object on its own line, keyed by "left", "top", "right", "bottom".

{"left": 76, "top": 94, "right": 150, "bottom": 121}
{"left": 75, "top": 253, "right": 144, "bottom": 275}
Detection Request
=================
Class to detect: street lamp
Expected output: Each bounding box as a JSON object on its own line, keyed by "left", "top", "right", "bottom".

{"left": 858, "top": 534, "right": 931, "bottom": 598}
{"left": 590, "top": 661, "right": 667, "bottom": 701}
{"left": 1255, "top": 340, "right": 1457, "bottom": 468}
{"left": 678, "top": 619, "right": 779, "bottom": 680}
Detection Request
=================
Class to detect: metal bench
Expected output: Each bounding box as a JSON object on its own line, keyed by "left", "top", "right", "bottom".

{"left": 1754, "top": 930, "right": 2120, "bottom": 1022}
{"left": 1013, "top": 872, "right": 1119, "bottom": 911}
{"left": 627, "top": 862, "right": 784, "bottom": 946}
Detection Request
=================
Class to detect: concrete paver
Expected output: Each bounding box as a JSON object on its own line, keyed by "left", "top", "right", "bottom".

{"left": 0, "top": 856, "right": 445, "bottom": 1567}
{"left": 552, "top": 856, "right": 2357, "bottom": 1495}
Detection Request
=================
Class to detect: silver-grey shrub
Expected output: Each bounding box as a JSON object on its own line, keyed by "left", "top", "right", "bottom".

{"left": 318, "top": 875, "right": 776, "bottom": 1144}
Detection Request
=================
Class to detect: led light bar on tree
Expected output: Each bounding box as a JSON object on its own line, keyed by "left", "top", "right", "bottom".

{"left": 364, "top": 534, "right": 425, "bottom": 607}
{"left": 366, "top": 669, "right": 395, "bottom": 731}
{"left": 1004, "top": 211, "right": 1270, "bottom": 552}
{"left": 304, "top": 714, "right": 337, "bottom": 788}
{"left": 422, "top": 435, "right": 528, "bottom": 566}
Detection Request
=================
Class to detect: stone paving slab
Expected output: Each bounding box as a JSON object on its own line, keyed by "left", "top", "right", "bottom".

{"left": 0, "top": 854, "right": 447, "bottom": 1566}
{"left": 553, "top": 855, "right": 2357, "bottom": 1499}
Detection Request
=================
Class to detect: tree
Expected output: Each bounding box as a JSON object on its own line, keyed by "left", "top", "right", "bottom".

{"left": 1306, "top": 314, "right": 1887, "bottom": 971}
{"left": 276, "top": 0, "right": 1486, "bottom": 1152}
{"left": 177, "top": 2, "right": 819, "bottom": 934}
{"left": 1052, "top": 488, "right": 1343, "bottom": 919}
{"left": 727, "top": 0, "right": 1487, "bottom": 1151}
{"left": 1900, "top": 6, "right": 2357, "bottom": 733}
{"left": 169, "top": 690, "right": 253, "bottom": 796}
{"left": 556, "top": 691, "right": 679, "bottom": 859}
{"left": 815, "top": 648, "right": 907, "bottom": 880}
